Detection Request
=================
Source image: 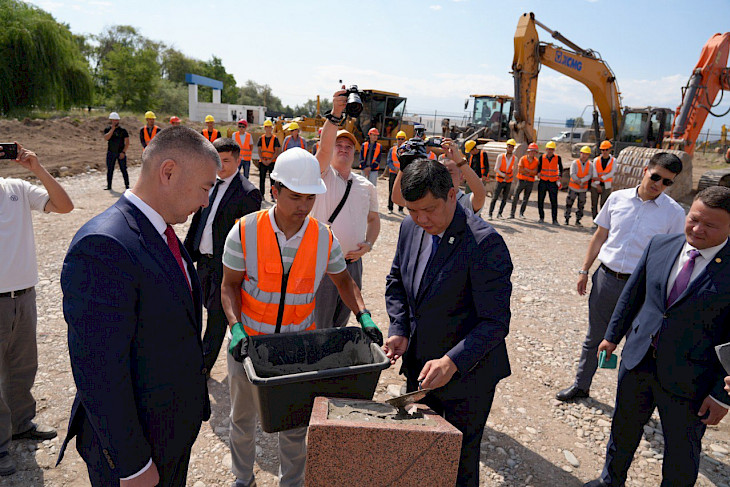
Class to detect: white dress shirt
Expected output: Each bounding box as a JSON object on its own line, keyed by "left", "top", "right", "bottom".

{"left": 199, "top": 174, "right": 236, "bottom": 255}
{"left": 595, "top": 187, "right": 686, "bottom": 274}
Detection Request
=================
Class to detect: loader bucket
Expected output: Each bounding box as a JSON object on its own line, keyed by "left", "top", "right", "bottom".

{"left": 614, "top": 147, "right": 693, "bottom": 200}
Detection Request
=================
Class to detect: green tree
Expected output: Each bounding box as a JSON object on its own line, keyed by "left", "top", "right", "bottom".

{"left": 236, "top": 80, "right": 288, "bottom": 113}
{"left": 161, "top": 48, "right": 205, "bottom": 85}
{"left": 155, "top": 79, "right": 188, "bottom": 115}
{"left": 198, "top": 56, "right": 237, "bottom": 103}
{"left": 103, "top": 45, "right": 160, "bottom": 110}
{"left": 293, "top": 98, "right": 332, "bottom": 117}
{"left": 574, "top": 117, "right": 585, "bottom": 128}
{"left": 0, "top": 0, "right": 93, "bottom": 113}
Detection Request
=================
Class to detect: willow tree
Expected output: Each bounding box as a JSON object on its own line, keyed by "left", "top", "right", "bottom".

{"left": 0, "top": 0, "right": 93, "bottom": 114}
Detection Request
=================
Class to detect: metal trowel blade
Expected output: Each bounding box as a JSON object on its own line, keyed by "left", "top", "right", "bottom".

{"left": 385, "top": 388, "right": 431, "bottom": 409}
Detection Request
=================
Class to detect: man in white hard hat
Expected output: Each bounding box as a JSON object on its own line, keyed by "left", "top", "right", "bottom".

{"left": 221, "top": 147, "right": 382, "bottom": 487}
{"left": 102, "top": 112, "right": 130, "bottom": 190}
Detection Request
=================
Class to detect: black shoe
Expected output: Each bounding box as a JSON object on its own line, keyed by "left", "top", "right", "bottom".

{"left": 104, "top": 186, "right": 111, "bottom": 190}
{"left": 508, "top": 214, "right": 515, "bottom": 219}
{"left": 0, "top": 452, "right": 16, "bottom": 476}
{"left": 565, "top": 218, "right": 570, "bottom": 225}
{"left": 576, "top": 220, "right": 583, "bottom": 227}
{"left": 538, "top": 218, "right": 544, "bottom": 223}
{"left": 398, "top": 207, "right": 404, "bottom": 213}
{"left": 553, "top": 220, "right": 559, "bottom": 225}
{"left": 583, "top": 479, "right": 610, "bottom": 487}
{"left": 12, "top": 424, "right": 57, "bottom": 441}
{"left": 556, "top": 385, "right": 589, "bottom": 402}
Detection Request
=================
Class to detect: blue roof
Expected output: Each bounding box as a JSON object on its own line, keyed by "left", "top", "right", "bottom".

{"left": 185, "top": 73, "right": 224, "bottom": 90}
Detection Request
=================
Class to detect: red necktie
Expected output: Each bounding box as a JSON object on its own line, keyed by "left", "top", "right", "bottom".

{"left": 164, "top": 225, "right": 191, "bottom": 292}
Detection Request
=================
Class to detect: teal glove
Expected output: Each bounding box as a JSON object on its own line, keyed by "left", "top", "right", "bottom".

{"left": 228, "top": 322, "right": 249, "bottom": 362}
{"left": 358, "top": 312, "right": 383, "bottom": 346}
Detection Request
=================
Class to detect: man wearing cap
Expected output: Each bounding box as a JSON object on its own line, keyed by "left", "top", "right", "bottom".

{"left": 257, "top": 120, "right": 281, "bottom": 202}
{"left": 360, "top": 128, "right": 382, "bottom": 186}
{"left": 102, "top": 112, "right": 130, "bottom": 190}
{"left": 565, "top": 146, "right": 593, "bottom": 226}
{"left": 139, "top": 111, "right": 160, "bottom": 150}
{"left": 488, "top": 139, "right": 517, "bottom": 219}
{"left": 510, "top": 143, "right": 539, "bottom": 219}
{"left": 312, "top": 88, "right": 381, "bottom": 331}
{"left": 221, "top": 147, "right": 382, "bottom": 487}
{"left": 387, "top": 131, "right": 407, "bottom": 213}
{"left": 202, "top": 115, "right": 220, "bottom": 142}
{"left": 233, "top": 120, "right": 253, "bottom": 179}
{"left": 590, "top": 141, "right": 616, "bottom": 222}
{"left": 537, "top": 141, "right": 563, "bottom": 225}
{"left": 281, "top": 122, "right": 306, "bottom": 152}
{"left": 169, "top": 116, "right": 181, "bottom": 126}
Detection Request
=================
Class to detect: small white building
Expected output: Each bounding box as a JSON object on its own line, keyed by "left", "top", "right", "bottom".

{"left": 186, "top": 73, "right": 266, "bottom": 124}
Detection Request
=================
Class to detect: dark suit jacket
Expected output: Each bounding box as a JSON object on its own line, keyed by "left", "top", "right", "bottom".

{"left": 606, "top": 233, "right": 730, "bottom": 404}
{"left": 385, "top": 203, "right": 512, "bottom": 401}
{"left": 58, "top": 195, "right": 211, "bottom": 478}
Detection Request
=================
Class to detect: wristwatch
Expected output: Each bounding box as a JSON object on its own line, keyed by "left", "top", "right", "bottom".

{"left": 363, "top": 241, "right": 372, "bottom": 251}
{"left": 325, "top": 112, "right": 344, "bottom": 125}
{"left": 356, "top": 309, "right": 371, "bottom": 321}
{"left": 578, "top": 270, "right": 589, "bottom": 275}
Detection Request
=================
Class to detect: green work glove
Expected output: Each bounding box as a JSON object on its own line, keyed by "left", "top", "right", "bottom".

{"left": 358, "top": 312, "right": 383, "bottom": 346}
{"left": 228, "top": 322, "right": 249, "bottom": 363}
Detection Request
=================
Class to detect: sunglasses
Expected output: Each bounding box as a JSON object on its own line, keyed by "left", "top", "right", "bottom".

{"left": 648, "top": 171, "right": 674, "bottom": 186}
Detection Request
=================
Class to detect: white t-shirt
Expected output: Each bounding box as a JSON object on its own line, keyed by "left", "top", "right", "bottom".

{"left": 0, "top": 177, "right": 49, "bottom": 292}
{"left": 311, "top": 166, "right": 378, "bottom": 254}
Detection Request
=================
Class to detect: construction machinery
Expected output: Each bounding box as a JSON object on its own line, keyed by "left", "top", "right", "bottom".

{"left": 452, "top": 94, "right": 515, "bottom": 143}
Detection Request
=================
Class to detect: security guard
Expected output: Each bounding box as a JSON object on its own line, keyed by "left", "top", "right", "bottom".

{"left": 139, "top": 111, "right": 160, "bottom": 150}
{"left": 202, "top": 115, "right": 220, "bottom": 142}
{"left": 221, "top": 148, "right": 382, "bottom": 487}
{"left": 233, "top": 119, "right": 253, "bottom": 178}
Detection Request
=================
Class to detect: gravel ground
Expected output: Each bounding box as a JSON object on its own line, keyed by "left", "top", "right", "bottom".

{"left": 3, "top": 161, "right": 730, "bottom": 487}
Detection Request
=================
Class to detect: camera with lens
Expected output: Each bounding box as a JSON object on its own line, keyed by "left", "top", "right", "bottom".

{"left": 344, "top": 85, "right": 364, "bottom": 118}
{"left": 397, "top": 138, "right": 431, "bottom": 171}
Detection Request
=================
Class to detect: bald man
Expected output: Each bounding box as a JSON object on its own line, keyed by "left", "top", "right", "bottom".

{"left": 59, "top": 126, "right": 219, "bottom": 487}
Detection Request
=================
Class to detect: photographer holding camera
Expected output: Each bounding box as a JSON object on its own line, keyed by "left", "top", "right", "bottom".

{"left": 0, "top": 142, "right": 73, "bottom": 476}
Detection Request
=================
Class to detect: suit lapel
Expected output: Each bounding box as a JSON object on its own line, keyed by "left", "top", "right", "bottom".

{"left": 671, "top": 239, "right": 730, "bottom": 308}
{"left": 215, "top": 176, "right": 241, "bottom": 224}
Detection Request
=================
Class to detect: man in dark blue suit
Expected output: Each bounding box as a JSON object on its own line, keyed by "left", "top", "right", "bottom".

{"left": 384, "top": 146, "right": 512, "bottom": 487}
{"left": 586, "top": 186, "right": 730, "bottom": 487}
{"left": 59, "top": 126, "right": 218, "bottom": 486}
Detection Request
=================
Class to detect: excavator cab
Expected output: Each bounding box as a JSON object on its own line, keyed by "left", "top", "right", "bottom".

{"left": 349, "top": 90, "right": 410, "bottom": 144}
{"left": 468, "top": 95, "right": 515, "bottom": 141}
{"left": 615, "top": 107, "right": 674, "bottom": 154}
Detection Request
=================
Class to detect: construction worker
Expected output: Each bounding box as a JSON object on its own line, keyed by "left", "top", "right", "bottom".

{"left": 415, "top": 125, "right": 437, "bottom": 160}
{"left": 139, "top": 111, "right": 160, "bottom": 150}
{"left": 102, "top": 112, "right": 130, "bottom": 190}
{"left": 537, "top": 141, "right": 563, "bottom": 225}
{"left": 311, "top": 128, "right": 322, "bottom": 155}
{"left": 233, "top": 119, "right": 253, "bottom": 179}
{"left": 464, "top": 140, "right": 488, "bottom": 195}
{"left": 169, "top": 116, "right": 181, "bottom": 126}
{"left": 510, "top": 142, "right": 539, "bottom": 219}
{"left": 257, "top": 119, "right": 281, "bottom": 201}
{"left": 488, "top": 139, "right": 517, "bottom": 219}
{"left": 387, "top": 131, "right": 406, "bottom": 213}
{"left": 281, "top": 122, "right": 306, "bottom": 152}
{"left": 565, "top": 146, "right": 593, "bottom": 226}
{"left": 590, "top": 140, "right": 615, "bottom": 222}
{"left": 442, "top": 139, "right": 487, "bottom": 217}
{"left": 359, "top": 127, "right": 382, "bottom": 186}
{"left": 202, "top": 115, "right": 220, "bottom": 142}
{"left": 221, "top": 147, "right": 382, "bottom": 487}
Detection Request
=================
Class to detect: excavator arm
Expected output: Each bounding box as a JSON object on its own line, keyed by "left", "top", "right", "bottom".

{"left": 511, "top": 12, "right": 622, "bottom": 145}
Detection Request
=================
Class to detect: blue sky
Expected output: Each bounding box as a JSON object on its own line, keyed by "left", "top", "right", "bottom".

{"left": 33, "top": 0, "right": 730, "bottom": 131}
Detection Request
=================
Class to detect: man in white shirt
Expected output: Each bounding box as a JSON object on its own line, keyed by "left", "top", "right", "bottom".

{"left": 312, "top": 88, "right": 381, "bottom": 329}
{"left": 0, "top": 143, "right": 73, "bottom": 476}
{"left": 557, "top": 153, "right": 686, "bottom": 402}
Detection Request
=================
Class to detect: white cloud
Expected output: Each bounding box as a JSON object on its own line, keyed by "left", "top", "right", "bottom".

{"left": 37, "top": 1, "right": 64, "bottom": 11}
{"left": 429, "top": 5, "right": 442, "bottom": 10}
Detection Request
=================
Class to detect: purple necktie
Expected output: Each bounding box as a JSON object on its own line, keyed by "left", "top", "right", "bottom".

{"left": 666, "top": 249, "right": 701, "bottom": 307}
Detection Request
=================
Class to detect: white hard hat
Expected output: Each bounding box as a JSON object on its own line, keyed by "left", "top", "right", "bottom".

{"left": 109, "top": 112, "right": 120, "bottom": 120}
{"left": 271, "top": 148, "right": 326, "bottom": 195}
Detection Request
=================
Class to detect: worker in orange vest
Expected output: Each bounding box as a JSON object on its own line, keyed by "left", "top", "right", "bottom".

{"left": 464, "top": 140, "right": 489, "bottom": 194}
{"left": 233, "top": 119, "right": 253, "bottom": 179}
{"left": 257, "top": 120, "right": 281, "bottom": 202}
{"left": 220, "top": 148, "right": 382, "bottom": 487}
{"left": 312, "top": 127, "right": 322, "bottom": 155}
{"left": 282, "top": 122, "right": 306, "bottom": 152}
{"left": 590, "top": 140, "right": 616, "bottom": 222}
{"left": 565, "top": 146, "right": 593, "bottom": 226}
{"left": 488, "top": 139, "right": 517, "bottom": 219}
{"left": 510, "top": 142, "right": 539, "bottom": 219}
{"left": 537, "top": 141, "right": 563, "bottom": 225}
{"left": 360, "top": 128, "right": 382, "bottom": 186}
{"left": 202, "top": 115, "right": 220, "bottom": 142}
{"left": 387, "top": 131, "right": 407, "bottom": 213}
{"left": 139, "top": 111, "right": 160, "bottom": 150}
{"left": 169, "top": 116, "right": 181, "bottom": 126}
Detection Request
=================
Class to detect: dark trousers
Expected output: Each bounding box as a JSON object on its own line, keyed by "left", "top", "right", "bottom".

{"left": 197, "top": 256, "right": 227, "bottom": 373}
{"left": 489, "top": 181, "right": 511, "bottom": 216}
{"left": 259, "top": 162, "right": 274, "bottom": 200}
{"left": 601, "top": 353, "right": 707, "bottom": 487}
{"left": 238, "top": 159, "right": 251, "bottom": 179}
{"left": 510, "top": 179, "right": 533, "bottom": 217}
{"left": 590, "top": 186, "right": 612, "bottom": 219}
{"left": 106, "top": 151, "right": 129, "bottom": 189}
{"left": 387, "top": 172, "right": 403, "bottom": 211}
{"left": 537, "top": 180, "right": 559, "bottom": 222}
{"left": 564, "top": 189, "right": 586, "bottom": 222}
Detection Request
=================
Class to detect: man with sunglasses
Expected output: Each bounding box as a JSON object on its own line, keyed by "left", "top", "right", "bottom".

{"left": 556, "top": 152, "right": 686, "bottom": 402}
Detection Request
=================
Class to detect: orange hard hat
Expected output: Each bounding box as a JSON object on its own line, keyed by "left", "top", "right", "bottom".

{"left": 599, "top": 140, "right": 612, "bottom": 150}
{"left": 527, "top": 143, "right": 539, "bottom": 151}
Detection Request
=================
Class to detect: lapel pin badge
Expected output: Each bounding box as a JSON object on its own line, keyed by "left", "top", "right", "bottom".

{"left": 716, "top": 257, "right": 722, "bottom": 263}
{"left": 448, "top": 237, "right": 455, "bottom": 244}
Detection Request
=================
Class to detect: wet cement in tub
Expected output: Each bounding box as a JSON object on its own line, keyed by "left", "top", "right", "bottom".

{"left": 249, "top": 339, "right": 373, "bottom": 377}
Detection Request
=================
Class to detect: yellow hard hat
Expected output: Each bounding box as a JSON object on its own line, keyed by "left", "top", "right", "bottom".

{"left": 396, "top": 130, "right": 407, "bottom": 139}
{"left": 464, "top": 140, "right": 477, "bottom": 153}
{"left": 506, "top": 139, "right": 517, "bottom": 146}
{"left": 144, "top": 111, "right": 156, "bottom": 119}
{"left": 599, "top": 140, "right": 613, "bottom": 150}
{"left": 545, "top": 141, "right": 557, "bottom": 149}
{"left": 580, "top": 145, "right": 592, "bottom": 154}
{"left": 263, "top": 120, "right": 273, "bottom": 127}
{"left": 288, "top": 122, "right": 300, "bottom": 131}
{"left": 204, "top": 115, "right": 215, "bottom": 123}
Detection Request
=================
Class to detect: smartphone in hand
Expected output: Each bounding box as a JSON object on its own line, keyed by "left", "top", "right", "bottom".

{"left": 0, "top": 142, "right": 18, "bottom": 160}
{"left": 598, "top": 350, "right": 617, "bottom": 369}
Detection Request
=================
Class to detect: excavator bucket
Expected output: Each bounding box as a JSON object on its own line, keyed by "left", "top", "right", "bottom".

{"left": 614, "top": 147, "right": 693, "bottom": 200}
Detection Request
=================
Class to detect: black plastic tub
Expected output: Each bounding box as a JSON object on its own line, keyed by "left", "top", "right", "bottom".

{"left": 242, "top": 327, "right": 390, "bottom": 433}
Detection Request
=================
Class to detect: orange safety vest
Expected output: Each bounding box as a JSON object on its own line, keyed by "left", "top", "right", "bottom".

{"left": 239, "top": 210, "right": 333, "bottom": 336}
{"left": 517, "top": 155, "right": 539, "bottom": 182}
{"left": 234, "top": 131, "right": 253, "bottom": 161}
{"left": 569, "top": 159, "right": 591, "bottom": 191}
{"left": 389, "top": 146, "right": 400, "bottom": 174}
{"left": 259, "top": 135, "right": 277, "bottom": 161}
{"left": 361, "top": 142, "right": 382, "bottom": 170}
{"left": 142, "top": 125, "right": 159, "bottom": 149}
{"left": 593, "top": 155, "right": 614, "bottom": 184}
{"left": 202, "top": 129, "right": 219, "bottom": 142}
{"left": 283, "top": 136, "right": 306, "bottom": 151}
{"left": 312, "top": 141, "right": 320, "bottom": 155}
{"left": 494, "top": 153, "right": 516, "bottom": 183}
{"left": 428, "top": 151, "right": 436, "bottom": 160}
{"left": 468, "top": 151, "right": 487, "bottom": 177}
{"left": 540, "top": 154, "right": 560, "bottom": 182}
